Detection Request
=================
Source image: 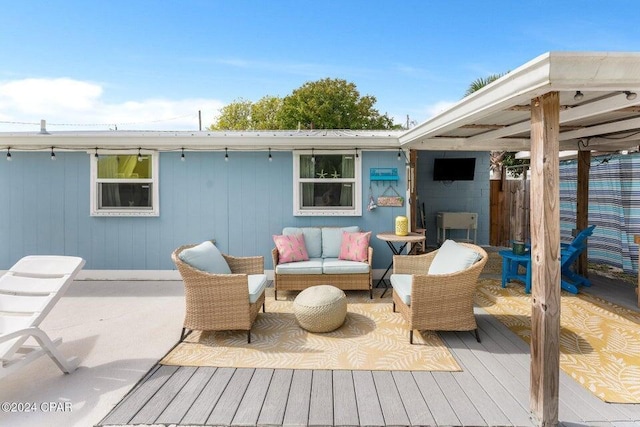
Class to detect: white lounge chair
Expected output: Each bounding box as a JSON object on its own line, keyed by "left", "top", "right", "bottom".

{"left": 0, "top": 255, "right": 85, "bottom": 378}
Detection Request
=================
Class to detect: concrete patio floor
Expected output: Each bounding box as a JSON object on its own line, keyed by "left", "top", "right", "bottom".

{"left": 0, "top": 280, "right": 185, "bottom": 427}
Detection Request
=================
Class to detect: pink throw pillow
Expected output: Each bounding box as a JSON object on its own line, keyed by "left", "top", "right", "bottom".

{"left": 273, "top": 234, "right": 309, "bottom": 263}
{"left": 338, "top": 231, "right": 371, "bottom": 262}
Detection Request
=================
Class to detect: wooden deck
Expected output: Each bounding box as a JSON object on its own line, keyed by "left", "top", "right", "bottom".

{"left": 98, "top": 274, "right": 640, "bottom": 427}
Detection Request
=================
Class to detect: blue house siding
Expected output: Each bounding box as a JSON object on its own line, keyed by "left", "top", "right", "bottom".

{"left": 0, "top": 150, "right": 405, "bottom": 272}
{"left": 415, "top": 151, "right": 490, "bottom": 247}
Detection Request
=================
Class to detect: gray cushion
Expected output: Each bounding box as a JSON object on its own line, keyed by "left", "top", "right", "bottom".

{"left": 321, "top": 226, "right": 360, "bottom": 258}
{"left": 322, "top": 258, "right": 370, "bottom": 274}
{"left": 390, "top": 274, "right": 413, "bottom": 305}
{"left": 428, "top": 239, "right": 481, "bottom": 275}
{"left": 178, "top": 241, "right": 231, "bottom": 274}
{"left": 275, "top": 258, "right": 323, "bottom": 275}
{"left": 283, "top": 227, "right": 322, "bottom": 258}
{"left": 248, "top": 274, "right": 267, "bottom": 304}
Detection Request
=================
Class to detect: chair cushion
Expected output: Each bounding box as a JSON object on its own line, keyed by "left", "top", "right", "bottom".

{"left": 179, "top": 241, "right": 231, "bottom": 274}
{"left": 338, "top": 231, "right": 371, "bottom": 262}
{"left": 428, "top": 239, "right": 481, "bottom": 275}
{"left": 321, "top": 226, "right": 360, "bottom": 258}
{"left": 322, "top": 258, "right": 370, "bottom": 274}
{"left": 390, "top": 274, "right": 413, "bottom": 305}
{"left": 275, "top": 258, "right": 323, "bottom": 275}
{"left": 248, "top": 274, "right": 267, "bottom": 304}
{"left": 273, "top": 234, "right": 309, "bottom": 263}
{"left": 283, "top": 227, "right": 322, "bottom": 258}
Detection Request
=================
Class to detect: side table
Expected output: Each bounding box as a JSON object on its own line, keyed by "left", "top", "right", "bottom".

{"left": 499, "top": 249, "right": 532, "bottom": 294}
{"left": 376, "top": 232, "right": 426, "bottom": 297}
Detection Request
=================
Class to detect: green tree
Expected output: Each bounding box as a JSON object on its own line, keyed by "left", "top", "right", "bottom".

{"left": 278, "top": 78, "right": 395, "bottom": 130}
{"left": 251, "top": 95, "right": 284, "bottom": 130}
{"left": 210, "top": 98, "right": 252, "bottom": 130}
{"left": 464, "top": 74, "right": 505, "bottom": 97}
{"left": 211, "top": 78, "right": 397, "bottom": 130}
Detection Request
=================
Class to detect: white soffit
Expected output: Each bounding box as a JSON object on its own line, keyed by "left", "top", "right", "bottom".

{"left": 400, "top": 52, "right": 640, "bottom": 152}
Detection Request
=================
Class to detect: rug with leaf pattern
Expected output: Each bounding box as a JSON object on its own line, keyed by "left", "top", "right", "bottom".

{"left": 476, "top": 279, "right": 640, "bottom": 403}
{"left": 161, "top": 288, "right": 461, "bottom": 371}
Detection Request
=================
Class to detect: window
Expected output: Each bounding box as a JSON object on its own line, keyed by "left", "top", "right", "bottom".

{"left": 293, "top": 151, "right": 361, "bottom": 216}
{"left": 90, "top": 151, "right": 159, "bottom": 216}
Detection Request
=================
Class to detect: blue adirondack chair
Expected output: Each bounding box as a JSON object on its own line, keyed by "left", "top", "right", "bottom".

{"left": 500, "top": 225, "right": 595, "bottom": 294}
{"left": 560, "top": 225, "right": 595, "bottom": 293}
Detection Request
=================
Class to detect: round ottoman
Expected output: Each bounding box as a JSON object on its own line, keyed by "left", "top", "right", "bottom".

{"left": 293, "top": 285, "right": 347, "bottom": 333}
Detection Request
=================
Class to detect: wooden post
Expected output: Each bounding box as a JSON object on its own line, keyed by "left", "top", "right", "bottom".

{"left": 576, "top": 150, "right": 591, "bottom": 277}
{"left": 529, "top": 92, "right": 561, "bottom": 426}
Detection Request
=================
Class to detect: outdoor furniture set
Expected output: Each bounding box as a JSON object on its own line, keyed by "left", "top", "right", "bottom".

{"left": 173, "top": 228, "right": 489, "bottom": 345}
{"left": 499, "top": 225, "right": 595, "bottom": 294}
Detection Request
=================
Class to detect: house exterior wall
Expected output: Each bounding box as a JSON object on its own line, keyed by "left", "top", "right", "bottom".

{"left": 415, "top": 151, "right": 490, "bottom": 247}
{"left": 0, "top": 150, "right": 406, "bottom": 271}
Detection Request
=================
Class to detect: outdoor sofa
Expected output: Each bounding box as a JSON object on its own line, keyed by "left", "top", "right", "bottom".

{"left": 272, "top": 226, "right": 373, "bottom": 299}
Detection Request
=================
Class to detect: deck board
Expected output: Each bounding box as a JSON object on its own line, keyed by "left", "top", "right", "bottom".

{"left": 180, "top": 367, "right": 234, "bottom": 425}
{"left": 98, "top": 274, "right": 640, "bottom": 427}
{"left": 156, "top": 367, "right": 216, "bottom": 425}
{"left": 256, "top": 369, "right": 293, "bottom": 426}
{"left": 308, "top": 370, "right": 333, "bottom": 426}
{"left": 352, "top": 370, "right": 385, "bottom": 426}
{"left": 282, "top": 369, "right": 312, "bottom": 426}
{"left": 332, "top": 370, "right": 359, "bottom": 426}
{"left": 207, "top": 368, "right": 254, "bottom": 426}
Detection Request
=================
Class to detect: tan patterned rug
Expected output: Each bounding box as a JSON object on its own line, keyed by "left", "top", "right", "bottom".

{"left": 161, "top": 288, "right": 461, "bottom": 371}
{"left": 476, "top": 278, "right": 640, "bottom": 403}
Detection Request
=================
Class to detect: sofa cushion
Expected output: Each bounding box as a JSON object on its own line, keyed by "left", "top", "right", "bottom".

{"left": 283, "top": 227, "right": 322, "bottom": 258}
{"left": 273, "top": 233, "right": 309, "bottom": 263}
{"left": 178, "top": 241, "right": 231, "bottom": 274}
{"left": 275, "top": 258, "right": 323, "bottom": 275}
{"left": 248, "top": 274, "right": 267, "bottom": 304}
{"left": 338, "top": 231, "right": 371, "bottom": 262}
{"left": 390, "top": 274, "right": 413, "bottom": 305}
{"left": 428, "top": 239, "right": 481, "bottom": 275}
{"left": 321, "top": 226, "right": 360, "bottom": 258}
{"left": 322, "top": 258, "right": 371, "bottom": 275}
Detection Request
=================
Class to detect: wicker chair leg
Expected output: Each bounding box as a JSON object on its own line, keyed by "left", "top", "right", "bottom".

{"left": 262, "top": 302, "right": 266, "bottom": 312}
{"left": 369, "top": 288, "right": 373, "bottom": 299}
{"left": 247, "top": 330, "right": 251, "bottom": 344}
{"left": 410, "top": 329, "right": 414, "bottom": 344}
{"left": 274, "top": 289, "right": 278, "bottom": 301}
{"left": 180, "top": 328, "right": 190, "bottom": 341}
{"left": 392, "top": 302, "right": 396, "bottom": 312}
{"left": 474, "top": 328, "right": 481, "bottom": 343}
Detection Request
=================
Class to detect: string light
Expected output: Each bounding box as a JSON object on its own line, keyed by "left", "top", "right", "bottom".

{"left": 137, "top": 148, "right": 143, "bottom": 162}
{"left": 224, "top": 147, "right": 229, "bottom": 162}
{"left": 311, "top": 148, "right": 315, "bottom": 163}
{"left": 6, "top": 148, "right": 11, "bottom": 161}
{"left": 50, "top": 147, "right": 56, "bottom": 160}
{"left": 355, "top": 148, "right": 359, "bottom": 158}
{"left": 181, "top": 148, "right": 185, "bottom": 161}
{"left": 397, "top": 148, "right": 402, "bottom": 161}
{"left": 268, "top": 148, "right": 272, "bottom": 162}
{"left": 94, "top": 148, "right": 99, "bottom": 158}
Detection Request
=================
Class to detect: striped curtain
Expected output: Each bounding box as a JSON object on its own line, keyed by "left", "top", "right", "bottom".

{"left": 559, "top": 153, "right": 640, "bottom": 275}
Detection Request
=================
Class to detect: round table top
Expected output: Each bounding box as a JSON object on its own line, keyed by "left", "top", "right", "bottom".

{"left": 376, "top": 231, "right": 426, "bottom": 243}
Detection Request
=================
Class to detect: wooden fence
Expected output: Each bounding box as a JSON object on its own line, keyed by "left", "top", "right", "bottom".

{"left": 490, "top": 178, "right": 530, "bottom": 247}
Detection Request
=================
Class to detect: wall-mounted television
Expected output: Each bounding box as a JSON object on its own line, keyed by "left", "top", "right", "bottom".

{"left": 433, "top": 157, "right": 476, "bottom": 181}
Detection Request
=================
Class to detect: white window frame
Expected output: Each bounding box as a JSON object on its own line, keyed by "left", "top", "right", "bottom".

{"left": 293, "top": 150, "right": 362, "bottom": 216}
{"left": 90, "top": 150, "right": 160, "bottom": 216}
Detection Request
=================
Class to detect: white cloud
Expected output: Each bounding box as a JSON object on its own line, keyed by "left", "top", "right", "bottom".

{"left": 0, "top": 78, "right": 225, "bottom": 131}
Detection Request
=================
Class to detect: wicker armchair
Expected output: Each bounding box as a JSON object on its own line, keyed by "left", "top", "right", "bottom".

{"left": 171, "top": 245, "right": 266, "bottom": 343}
{"left": 391, "top": 243, "right": 488, "bottom": 344}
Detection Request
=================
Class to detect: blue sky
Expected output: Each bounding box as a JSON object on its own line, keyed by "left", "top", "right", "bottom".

{"left": 1, "top": 0, "right": 639, "bottom": 131}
